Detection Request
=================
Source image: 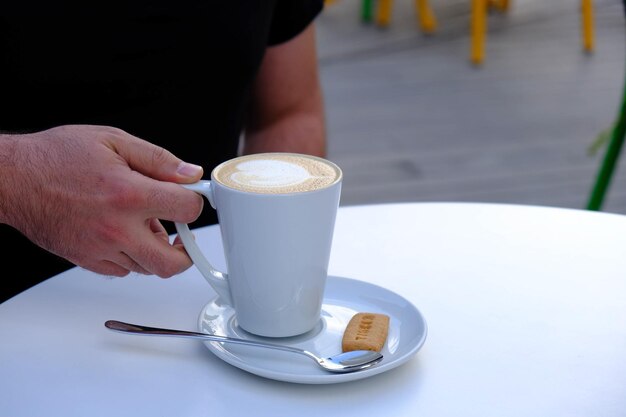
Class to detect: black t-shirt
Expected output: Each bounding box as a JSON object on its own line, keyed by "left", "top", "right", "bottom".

{"left": 0, "top": 0, "right": 323, "bottom": 301}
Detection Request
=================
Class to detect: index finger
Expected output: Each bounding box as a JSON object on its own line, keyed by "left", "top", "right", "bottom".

{"left": 130, "top": 174, "right": 205, "bottom": 224}
{"left": 110, "top": 131, "right": 204, "bottom": 184}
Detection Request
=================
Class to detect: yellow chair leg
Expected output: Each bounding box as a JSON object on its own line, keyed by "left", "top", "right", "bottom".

{"left": 581, "top": 0, "right": 595, "bottom": 53}
{"left": 376, "top": 0, "right": 394, "bottom": 27}
{"left": 488, "top": 0, "right": 510, "bottom": 12}
{"left": 470, "top": 0, "right": 487, "bottom": 65}
{"left": 415, "top": 0, "right": 438, "bottom": 34}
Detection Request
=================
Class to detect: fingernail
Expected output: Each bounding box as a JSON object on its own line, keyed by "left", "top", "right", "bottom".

{"left": 177, "top": 162, "right": 203, "bottom": 178}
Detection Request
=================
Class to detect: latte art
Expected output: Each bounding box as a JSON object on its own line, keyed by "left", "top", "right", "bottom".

{"left": 213, "top": 153, "right": 341, "bottom": 194}
{"left": 231, "top": 159, "right": 310, "bottom": 188}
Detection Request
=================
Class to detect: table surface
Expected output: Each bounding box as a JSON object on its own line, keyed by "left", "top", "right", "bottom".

{"left": 1, "top": 202, "right": 625, "bottom": 417}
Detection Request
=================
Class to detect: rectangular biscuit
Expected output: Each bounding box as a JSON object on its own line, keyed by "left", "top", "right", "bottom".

{"left": 342, "top": 312, "right": 390, "bottom": 352}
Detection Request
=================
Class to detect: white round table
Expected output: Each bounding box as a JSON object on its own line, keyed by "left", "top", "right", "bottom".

{"left": 1, "top": 203, "right": 625, "bottom": 416}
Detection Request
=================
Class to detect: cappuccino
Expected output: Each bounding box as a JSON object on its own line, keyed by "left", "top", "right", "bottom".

{"left": 213, "top": 153, "right": 341, "bottom": 194}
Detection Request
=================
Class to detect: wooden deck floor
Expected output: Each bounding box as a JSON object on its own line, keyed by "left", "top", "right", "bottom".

{"left": 316, "top": 0, "right": 626, "bottom": 214}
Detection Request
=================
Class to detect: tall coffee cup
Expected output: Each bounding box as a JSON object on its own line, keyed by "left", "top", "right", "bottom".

{"left": 175, "top": 153, "right": 342, "bottom": 337}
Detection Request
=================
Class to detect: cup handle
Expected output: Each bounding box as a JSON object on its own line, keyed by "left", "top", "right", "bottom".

{"left": 174, "top": 181, "right": 232, "bottom": 305}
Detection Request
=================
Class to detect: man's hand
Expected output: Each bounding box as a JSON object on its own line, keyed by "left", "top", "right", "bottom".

{"left": 0, "top": 124, "right": 204, "bottom": 278}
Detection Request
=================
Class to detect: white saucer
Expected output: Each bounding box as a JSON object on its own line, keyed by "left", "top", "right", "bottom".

{"left": 198, "top": 276, "right": 427, "bottom": 384}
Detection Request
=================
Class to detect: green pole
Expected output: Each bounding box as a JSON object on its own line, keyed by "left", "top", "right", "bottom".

{"left": 586, "top": 72, "right": 626, "bottom": 211}
{"left": 362, "top": 0, "right": 373, "bottom": 22}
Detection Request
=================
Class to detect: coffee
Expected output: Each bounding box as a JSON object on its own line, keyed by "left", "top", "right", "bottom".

{"left": 176, "top": 152, "right": 343, "bottom": 336}
{"left": 213, "top": 153, "right": 341, "bottom": 194}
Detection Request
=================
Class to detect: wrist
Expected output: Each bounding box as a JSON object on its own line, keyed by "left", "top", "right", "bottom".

{"left": 0, "top": 134, "right": 21, "bottom": 225}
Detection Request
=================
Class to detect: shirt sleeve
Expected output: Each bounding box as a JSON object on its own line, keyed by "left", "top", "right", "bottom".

{"left": 267, "top": 0, "right": 324, "bottom": 46}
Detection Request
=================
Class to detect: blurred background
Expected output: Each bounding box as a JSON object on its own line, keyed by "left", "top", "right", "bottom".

{"left": 316, "top": 0, "right": 626, "bottom": 214}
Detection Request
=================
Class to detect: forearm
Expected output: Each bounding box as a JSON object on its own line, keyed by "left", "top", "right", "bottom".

{"left": 242, "top": 22, "right": 326, "bottom": 157}
{"left": 0, "top": 133, "right": 22, "bottom": 226}
{"left": 242, "top": 95, "right": 326, "bottom": 157}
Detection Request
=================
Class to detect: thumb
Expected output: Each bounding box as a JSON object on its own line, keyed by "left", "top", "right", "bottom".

{"left": 114, "top": 134, "right": 204, "bottom": 183}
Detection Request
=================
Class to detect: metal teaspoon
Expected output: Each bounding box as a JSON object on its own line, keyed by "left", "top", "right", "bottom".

{"left": 105, "top": 320, "right": 383, "bottom": 374}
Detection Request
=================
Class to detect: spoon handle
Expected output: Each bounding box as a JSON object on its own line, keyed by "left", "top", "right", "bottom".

{"left": 105, "top": 320, "right": 308, "bottom": 357}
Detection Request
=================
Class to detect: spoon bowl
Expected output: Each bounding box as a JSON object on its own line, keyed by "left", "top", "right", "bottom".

{"left": 105, "top": 320, "right": 383, "bottom": 373}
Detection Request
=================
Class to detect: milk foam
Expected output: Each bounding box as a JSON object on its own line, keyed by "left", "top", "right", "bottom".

{"left": 213, "top": 153, "right": 341, "bottom": 194}
{"left": 230, "top": 159, "right": 311, "bottom": 188}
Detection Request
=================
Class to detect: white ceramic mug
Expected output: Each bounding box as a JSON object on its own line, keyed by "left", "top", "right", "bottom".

{"left": 175, "top": 153, "right": 342, "bottom": 337}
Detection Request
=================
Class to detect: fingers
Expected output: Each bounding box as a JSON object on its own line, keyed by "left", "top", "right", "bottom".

{"left": 99, "top": 127, "right": 205, "bottom": 224}
{"left": 149, "top": 218, "right": 170, "bottom": 243}
{"left": 131, "top": 243, "right": 193, "bottom": 279}
{"left": 114, "top": 252, "right": 151, "bottom": 275}
{"left": 87, "top": 127, "right": 202, "bottom": 277}
{"left": 81, "top": 254, "right": 151, "bottom": 277}
{"left": 138, "top": 179, "right": 205, "bottom": 223}
{"left": 76, "top": 218, "right": 189, "bottom": 278}
{"left": 111, "top": 130, "right": 204, "bottom": 184}
{"left": 112, "top": 145, "right": 205, "bottom": 223}
{"left": 83, "top": 242, "right": 191, "bottom": 279}
{"left": 119, "top": 219, "right": 194, "bottom": 278}
{"left": 82, "top": 260, "right": 130, "bottom": 278}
